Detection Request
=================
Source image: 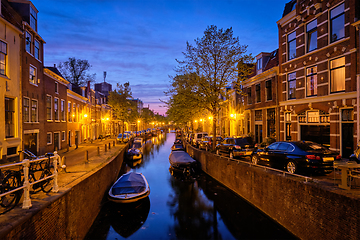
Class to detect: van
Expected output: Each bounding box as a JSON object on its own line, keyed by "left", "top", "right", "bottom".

{"left": 192, "top": 132, "right": 208, "bottom": 148}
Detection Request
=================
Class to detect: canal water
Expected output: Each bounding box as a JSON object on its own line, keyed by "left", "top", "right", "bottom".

{"left": 85, "top": 132, "right": 296, "bottom": 240}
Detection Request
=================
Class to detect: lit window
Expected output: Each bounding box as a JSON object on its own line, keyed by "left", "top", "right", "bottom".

{"left": 54, "top": 98, "right": 59, "bottom": 121}
{"left": 266, "top": 80, "right": 272, "bottom": 101}
{"left": 306, "top": 66, "right": 317, "bottom": 96}
{"left": 330, "top": 57, "right": 345, "bottom": 93}
{"left": 73, "top": 103, "right": 76, "bottom": 122}
{"left": 23, "top": 97, "right": 30, "bottom": 123}
{"left": 26, "top": 31, "right": 32, "bottom": 54}
{"left": 61, "top": 99, "right": 65, "bottom": 121}
{"left": 34, "top": 40, "right": 40, "bottom": 60}
{"left": 330, "top": 3, "right": 345, "bottom": 43}
{"left": 68, "top": 102, "right": 71, "bottom": 122}
{"left": 288, "top": 72, "right": 296, "bottom": 99}
{"left": 5, "top": 97, "right": 15, "bottom": 138}
{"left": 288, "top": 31, "right": 296, "bottom": 60}
{"left": 31, "top": 100, "right": 38, "bottom": 122}
{"left": 29, "top": 66, "right": 36, "bottom": 85}
{"left": 306, "top": 19, "right": 317, "bottom": 52}
{"left": 0, "top": 40, "right": 7, "bottom": 76}
{"left": 46, "top": 95, "right": 52, "bottom": 120}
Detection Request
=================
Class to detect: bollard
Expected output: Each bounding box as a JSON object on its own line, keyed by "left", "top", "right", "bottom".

{"left": 113, "top": 141, "right": 115, "bottom": 147}
{"left": 109, "top": 142, "right": 111, "bottom": 150}
{"left": 105, "top": 144, "right": 107, "bottom": 152}
{"left": 85, "top": 150, "right": 89, "bottom": 163}
{"left": 97, "top": 146, "right": 100, "bottom": 155}
{"left": 61, "top": 156, "right": 67, "bottom": 172}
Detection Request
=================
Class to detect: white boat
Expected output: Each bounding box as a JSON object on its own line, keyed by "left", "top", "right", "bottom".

{"left": 108, "top": 172, "right": 150, "bottom": 203}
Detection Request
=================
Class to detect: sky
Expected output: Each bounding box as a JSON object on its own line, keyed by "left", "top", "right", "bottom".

{"left": 32, "top": 0, "right": 290, "bottom": 115}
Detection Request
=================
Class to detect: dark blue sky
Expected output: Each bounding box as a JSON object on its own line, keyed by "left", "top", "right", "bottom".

{"left": 33, "top": 0, "right": 289, "bottom": 115}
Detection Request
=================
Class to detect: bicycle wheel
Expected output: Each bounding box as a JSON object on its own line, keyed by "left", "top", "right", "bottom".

{"left": 40, "top": 169, "right": 53, "bottom": 193}
{"left": 1, "top": 173, "right": 21, "bottom": 209}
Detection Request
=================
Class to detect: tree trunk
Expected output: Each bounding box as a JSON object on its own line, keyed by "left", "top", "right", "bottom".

{"left": 212, "top": 117, "right": 217, "bottom": 151}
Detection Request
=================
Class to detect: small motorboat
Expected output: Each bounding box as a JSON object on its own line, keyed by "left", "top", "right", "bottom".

{"left": 127, "top": 147, "right": 142, "bottom": 160}
{"left": 108, "top": 172, "right": 150, "bottom": 203}
{"left": 169, "top": 150, "right": 197, "bottom": 174}
{"left": 171, "top": 143, "right": 185, "bottom": 151}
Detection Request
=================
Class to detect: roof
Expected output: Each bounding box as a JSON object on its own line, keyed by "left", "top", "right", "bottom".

{"left": 263, "top": 49, "right": 279, "bottom": 71}
{"left": 282, "top": 0, "right": 297, "bottom": 17}
{"left": 45, "top": 66, "right": 64, "bottom": 78}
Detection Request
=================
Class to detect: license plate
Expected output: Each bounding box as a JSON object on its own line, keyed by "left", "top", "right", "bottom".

{"left": 323, "top": 157, "right": 334, "bottom": 162}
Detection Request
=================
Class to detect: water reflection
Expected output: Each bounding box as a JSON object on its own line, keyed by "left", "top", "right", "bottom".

{"left": 85, "top": 132, "right": 296, "bottom": 240}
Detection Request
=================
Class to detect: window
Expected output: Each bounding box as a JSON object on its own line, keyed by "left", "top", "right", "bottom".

{"left": 306, "top": 19, "right": 317, "bottom": 52}
{"left": 30, "top": 6, "right": 37, "bottom": 31}
{"left": 7, "top": 147, "right": 17, "bottom": 156}
{"left": 31, "top": 99, "right": 38, "bottom": 122}
{"left": 285, "top": 112, "right": 291, "bottom": 141}
{"left": 288, "top": 31, "right": 296, "bottom": 60}
{"left": 288, "top": 72, "right": 296, "bottom": 99}
{"left": 62, "top": 131, "right": 66, "bottom": 141}
{"left": 5, "top": 97, "right": 15, "bottom": 138}
{"left": 68, "top": 102, "right": 71, "bottom": 122}
{"left": 34, "top": 40, "right": 40, "bottom": 60}
{"left": 306, "top": 66, "right": 317, "bottom": 96}
{"left": 61, "top": 99, "right": 65, "bottom": 121}
{"left": 0, "top": 40, "right": 7, "bottom": 76}
{"left": 255, "top": 84, "right": 261, "bottom": 103}
{"left": 247, "top": 88, "right": 252, "bottom": 105}
{"left": 54, "top": 98, "right": 59, "bottom": 121}
{"left": 23, "top": 97, "right": 30, "bottom": 123}
{"left": 330, "top": 57, "right": 345, "bottom": 93}
{"left": 46, "top": 95, "right": 52, "bottom": 120}
{"left": 266, "top": 80, "right": 272, "bottom": 101}
{"left": 47, "top": 132, "right": 52, "bottom": 145}
{"left": 26, "top": 31, "right": 32, "bottom": 54}
{"left": 257, "top": 58, "right": 262, "bottom": 70}
{"left": 330, "top": 3, "right": 345, "bottom": 43}
{"left": 29, "top": 66, "right": 36, "bottom": 85}
{"left": 267, "top": 108, "right": 276, "bottom": 137}
{"left": 55, "top": 82, "right": 58, "bottom": 93}
{"left": 73, "top": 103, "right": 76, "bottom": 122}
{"left": 255, "top": 110, "right": 262, "bottom": 121}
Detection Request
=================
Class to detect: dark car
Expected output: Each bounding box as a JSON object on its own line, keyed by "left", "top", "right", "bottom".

{"left": 251, "top": 141, "right": 342, "bottom": 174}
{"left": 216, "top": 137, "right": 255, "bottom": 158}
{"left": 206, "top": 136, "right": 223, "bottom": 151}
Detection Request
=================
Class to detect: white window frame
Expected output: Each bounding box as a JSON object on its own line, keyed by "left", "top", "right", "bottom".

{"left": 25, "top": 31, "right": 32, "bottom": 54}
{"left": 54, "top": 97, "right": 59, "bottom": 121}
{"left": 0, "top": 40, "right": 7, "bottom": 76}
{"left": 31, "top": 99, "right": 38, "bottom": 122}
{"left": 61, "top": 131, "right": 66, "bottom": 142}
{"left": 23, "top": 97, "right": 30, "bottom": 123}
{"left": 47, "top": 132, "right": 52, "bottom": 145}
{"left": 46, "top": 95, "right": 52, "bottom": 121}
{"left": 29, "top": 65, "right": 37, "bottom": 86}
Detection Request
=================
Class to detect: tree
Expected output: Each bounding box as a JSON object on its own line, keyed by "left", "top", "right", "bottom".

{"left": 169, "top": 25, "right": 253, "bottom": 150}
{"left": 58, "top": 57, "right": 96, "bottom": 87}
{"left": 108, "top": 82, "right": 134, "bottom": 139}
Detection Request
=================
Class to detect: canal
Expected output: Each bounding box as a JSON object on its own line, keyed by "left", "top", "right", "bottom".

{"left": 85, "top": 132, "right": 296, "bottom": 239}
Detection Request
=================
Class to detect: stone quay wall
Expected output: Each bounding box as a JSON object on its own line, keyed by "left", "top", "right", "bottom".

{"left": 187, "top": 145, "right": 360, "bottom": 240}
{"left": 0, "top": 146, "right": 126, "bottom": 240}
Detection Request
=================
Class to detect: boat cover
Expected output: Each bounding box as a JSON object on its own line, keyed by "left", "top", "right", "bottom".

{"left": 112, "top": 172, "right": 146, "bottom": 195}
{"left": 169, "top": 151, "right": 196, "bottom": 166}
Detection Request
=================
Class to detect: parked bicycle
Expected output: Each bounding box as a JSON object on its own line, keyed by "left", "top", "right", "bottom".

{"left": 0, "top": 151, "right": 55, "bottom": 213}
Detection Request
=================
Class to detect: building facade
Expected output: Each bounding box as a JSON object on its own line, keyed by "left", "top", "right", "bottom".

{"left": 276, "top": 0, "right": 359, "bottom": 157}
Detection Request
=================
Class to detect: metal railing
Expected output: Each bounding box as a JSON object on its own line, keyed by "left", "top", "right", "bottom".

{"left": 0, "top": 152, "right": 60, "bottom": 211}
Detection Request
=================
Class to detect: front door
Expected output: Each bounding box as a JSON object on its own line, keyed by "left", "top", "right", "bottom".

{"left": 54, "top": 132, "right": 60, "bottom": 151}
{"left": 342, "top": 123, "right": 353, "bottom": 158}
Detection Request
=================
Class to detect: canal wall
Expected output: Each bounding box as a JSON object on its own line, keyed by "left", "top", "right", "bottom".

{"left": 188, "top": 145, "right": 360, "bottom": 240}
{"left": 0, "top": 145, "right": 126, "bottom": 240}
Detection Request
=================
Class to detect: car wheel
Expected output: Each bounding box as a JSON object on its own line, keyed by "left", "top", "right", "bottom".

{"left": 286, "top": 161, "right": 297, "bottom": 174}
{"left": 251, "top": 155, "right": 258, "bottom": 165}
{"left": 216, "top": 149, "right": 219, "bottom": 155}
{"left": 229, "top": 151, "right": 234, "bottom": 159}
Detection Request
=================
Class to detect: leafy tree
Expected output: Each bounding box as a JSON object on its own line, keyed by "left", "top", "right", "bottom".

{"left": 169, "top": 25, "right": 253, "bottom": 150}
{"left": 58, "top": 57, "right": 96, "bottom": 87}
{"left": 108, "top": 82, "right": 134, "bottom": 139}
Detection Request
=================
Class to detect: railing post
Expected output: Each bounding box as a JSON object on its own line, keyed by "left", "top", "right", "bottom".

{"left": 85, "top": 150, "right": 89, "bottom": 163}
{"left": 52, "top": 152, "right": 59, "bottom": 193}
{"left": 109, "top": 142, "right": 111, "bottom": 150}
{"left": 105, "top": 144, "right": 107, "bottom": 152}
{"left": 22, "top": 159, "right": 32, "bottom": 209}
{"left": 97, "top": 147, "right": 100, "bottom": 155}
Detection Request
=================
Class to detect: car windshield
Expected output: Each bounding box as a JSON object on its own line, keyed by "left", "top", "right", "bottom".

{"left": 235, "top": 137, "right": 253, "bottom": 146}
{"left": 294, "top": 141, "right": 327, "bottom": 152}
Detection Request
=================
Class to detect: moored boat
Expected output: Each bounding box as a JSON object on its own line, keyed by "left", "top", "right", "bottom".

{"left": 169, "top": 150, "right": 197, "bottom": 174}
{"left": 108, "top": 172, "right": 150, "bottom": 203}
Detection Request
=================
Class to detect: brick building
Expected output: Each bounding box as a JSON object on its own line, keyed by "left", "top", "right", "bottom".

{"left": 277, "top": 0, "right": 360, "bottom": 157}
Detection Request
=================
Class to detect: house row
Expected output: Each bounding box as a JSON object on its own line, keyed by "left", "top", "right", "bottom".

{"left": 0, "top": 0, "right": 116, "bottom": 162}
{"left": 222, "top": 0, "right": 360, "bottom": 158}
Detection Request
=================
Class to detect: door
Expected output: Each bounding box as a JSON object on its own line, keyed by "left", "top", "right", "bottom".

{"left": 342, "top": 123, "right": 353, "bottom": 158}
{"left": 24, "top": 133, "right": 38, "bottom": 156}
{"left": 255, "top": 125, "right": 263, "bottom": 144}
{"left": 75, "top": 131, "right": 79, "bottom": 148}
{"left": 54, "top": 132, "right": 60, "bottom": 151}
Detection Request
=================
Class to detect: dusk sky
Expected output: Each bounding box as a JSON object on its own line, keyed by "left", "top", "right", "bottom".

{"left": 32, "top": 0, "right": 289, "bottom": 115}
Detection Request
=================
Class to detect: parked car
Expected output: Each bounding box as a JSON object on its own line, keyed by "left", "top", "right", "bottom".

{"left": 251, "top": 141, "right": 341, "bottom": 174}
{"left": 216, "top": 137, "right": 255, "bottom": 158}
{"left": 199, "top": 136, "right": 212, "bottom": 150}
{"left": 349, "top": 145, "right": 360, "bottom": 163}
{"left": 208, "top": 136, "right": 223, "bottom": 151}
{"left": 117, "top": 133, "right": 130, "bottom": 143}
{"left": 191, "top": 132, "right": 208, "bottom": 148}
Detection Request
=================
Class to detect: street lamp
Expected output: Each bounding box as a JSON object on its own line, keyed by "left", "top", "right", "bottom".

{"left": 137, "top": 119, "right": 140, "bottom": 132}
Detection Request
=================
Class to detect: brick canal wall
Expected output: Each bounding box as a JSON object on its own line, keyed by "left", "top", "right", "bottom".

{"left": 188, "top": 145, "right": 360, "bottom": 240}
{"left": 1, "top": 146, "right": 126, "bottom": 240}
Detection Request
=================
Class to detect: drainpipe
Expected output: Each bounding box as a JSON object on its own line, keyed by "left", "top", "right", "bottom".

{"left": 353, "top": 20, "right": 360, "bottom": 145}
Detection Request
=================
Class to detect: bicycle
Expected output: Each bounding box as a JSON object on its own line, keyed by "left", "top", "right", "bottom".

{"left": 0, "top": 168, "right": 21, "bottom": 212}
